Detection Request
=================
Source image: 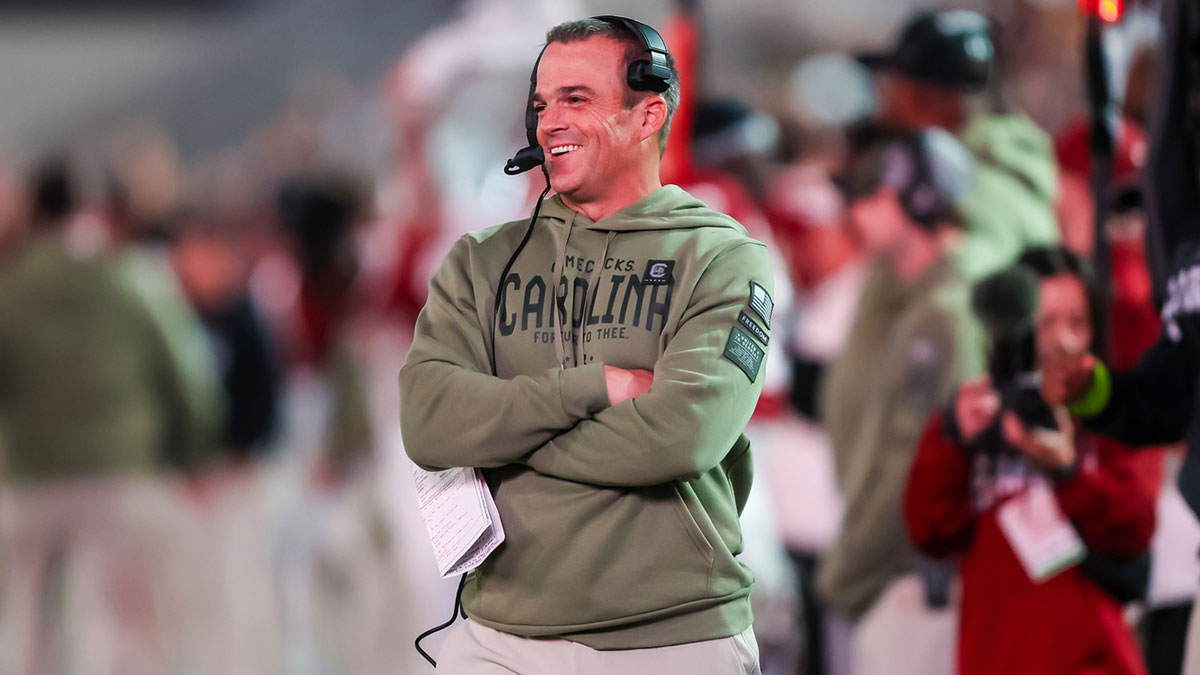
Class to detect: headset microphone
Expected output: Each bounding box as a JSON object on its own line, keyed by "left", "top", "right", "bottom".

{"left": 504, "top": 146, "right": 546, "bottom": 175}
{"left": 505, "top": 46, "right": 548, "bottom": 176}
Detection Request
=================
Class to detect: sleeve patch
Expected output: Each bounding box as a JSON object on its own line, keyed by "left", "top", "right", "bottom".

{"left": 738, "top": 311, "right": 770, "bottom": 346}
{"left": 724, "top": 327, "right": 765, "bottom": 383}
{"left": 749, "top": 281, "right": 774, "bottom": 328}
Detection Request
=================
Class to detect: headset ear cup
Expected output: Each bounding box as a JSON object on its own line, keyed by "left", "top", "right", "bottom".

{"left": 627, "top": 59, "right": 649, "bottom": 91}
{"left": 627, "top": 57, "right": 670, "bottom": 93}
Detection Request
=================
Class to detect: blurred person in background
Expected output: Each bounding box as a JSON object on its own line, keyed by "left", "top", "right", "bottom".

{"left": 103, "top": 125, "right": 226, "bottom": 462}
{"left": 816, "top": 128, "right": 983, "bottom": 675}
{"left": 1053, "top": 114, "right": 1147, "bottom": 261}
{"left": 854, "top": 9, "right": 1060, "bottom": 281}
{"left": 0, "top": 158, "right": 220, "bottom": 675}
{"left": 905, "top": 247, "right": 1155, "bottom": 675}
{"left": 174, "top": 212, "right": 281, "bottom": 463}
{"left": 171, "top": 210, "right": 285, "bottom": 674}
{"left": 273, "top": 170, "right": 384, "bottom": 675}
{"left": 1101, "top": 188, "right": 1199, "bottom": 675}
{"left": 762, "top": 126, "right": 865, "bottom": 675}
{"left": 1095, "top": 185, "right": 1200, "bottom": 675}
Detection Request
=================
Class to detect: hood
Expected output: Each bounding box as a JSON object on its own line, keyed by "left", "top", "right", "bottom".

{"left": 960, "top": 114, "right": 1058, "bottom": 202}
{"left": 537, "top": 184, "right": 748, "bottom": 233}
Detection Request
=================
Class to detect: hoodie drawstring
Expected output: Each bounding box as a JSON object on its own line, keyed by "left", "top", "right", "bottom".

{"left": 579, "top": 231, "right": 616, "bottom": 368}
{"left": 552, "top": 213, "right": 575, "bottom": 370}
{"left": 552, "top": 221, "right": 615, "bottom": 370}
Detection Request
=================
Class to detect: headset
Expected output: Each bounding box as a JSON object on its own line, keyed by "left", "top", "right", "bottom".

{"left": 503, "top": 15, "right": 673, "bottom": 176}
{"left": 869, "top": 129, "right": 968, "bottom": 231}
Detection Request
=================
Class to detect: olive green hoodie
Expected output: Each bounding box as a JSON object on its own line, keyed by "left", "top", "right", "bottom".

{"left": 956, "top": 114, "right": 1061, "bottom": 281}
{"left": 399, "top": 185, "right": 772, "bottom": 649}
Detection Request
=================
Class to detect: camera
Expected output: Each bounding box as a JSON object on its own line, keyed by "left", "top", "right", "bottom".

{"left": 999, "top": 372, "right": 1058, "bottom": 433}
{"left": 970, "top": 267, "right": 1059, "bottom": 453}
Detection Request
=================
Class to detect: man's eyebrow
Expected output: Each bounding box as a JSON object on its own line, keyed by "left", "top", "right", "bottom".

{"left": 532, "top": 85, "right": 597, "bottom": 103}
{"left": 558, "top": 85, "right": 596, "bottom": 97}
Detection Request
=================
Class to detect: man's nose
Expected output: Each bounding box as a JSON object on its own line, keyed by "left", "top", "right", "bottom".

{"left": 538, "top": 103, "right": 568, "bottom": 137}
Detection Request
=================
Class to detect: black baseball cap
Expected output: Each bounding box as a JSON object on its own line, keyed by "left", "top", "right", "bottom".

{"left": 857, "top": 10, "right": 994, "bottom": 93}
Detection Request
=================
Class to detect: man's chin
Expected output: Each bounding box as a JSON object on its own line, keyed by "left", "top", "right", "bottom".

{"left": 548, "top": 176, "right": 582, "bottom": 198}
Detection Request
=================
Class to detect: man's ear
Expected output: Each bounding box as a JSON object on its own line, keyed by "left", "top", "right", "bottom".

{"left": 638, "top": 96, "right": 668, "bottom": 144}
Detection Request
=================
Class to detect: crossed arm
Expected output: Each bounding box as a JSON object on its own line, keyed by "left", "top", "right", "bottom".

{"left": 399, "top": 236, "right": 771, "bottom": 486}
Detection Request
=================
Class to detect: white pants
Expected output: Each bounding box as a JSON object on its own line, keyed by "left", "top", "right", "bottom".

{"left": 437, "top": 619, "right": 761, "bottom": 674}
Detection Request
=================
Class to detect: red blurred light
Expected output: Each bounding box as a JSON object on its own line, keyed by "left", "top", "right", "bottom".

{"left": 1079, "top": 0, "right": 1124, "bottom": 21}
{"left": 1099, "top": 0, "right": 1123, "bottom": 21}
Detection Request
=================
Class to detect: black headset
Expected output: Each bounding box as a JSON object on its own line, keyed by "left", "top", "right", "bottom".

{"left": 503, "top": 15, "right": 673, "bottom": 175}
{"left": 866, "top": 130, "right": 954, "bottom": 231}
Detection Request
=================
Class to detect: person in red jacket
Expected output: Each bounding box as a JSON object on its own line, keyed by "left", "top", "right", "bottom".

{"left": 904, "top": 247, "right": 1155, "bottom": 675}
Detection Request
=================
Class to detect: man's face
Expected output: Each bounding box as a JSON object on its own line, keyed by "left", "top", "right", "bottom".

{"left": 533, "top": 37, "right": 647, "bottom": 204}
{"left": 847, "top": 187, "right": 911, "bottom": 255}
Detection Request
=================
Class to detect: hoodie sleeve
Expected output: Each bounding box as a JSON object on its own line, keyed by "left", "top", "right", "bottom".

{"left": 521, "top": 241, "right": 770, "bottom": 487}
{"left": 399, "top": 235, "right": 611, "bottom": 471}
{"left": 1076, "top": 336, "right": 1195, "bottom": 447}
{"left": 1053, "top": 435, "right": 1157, "bottom": 558}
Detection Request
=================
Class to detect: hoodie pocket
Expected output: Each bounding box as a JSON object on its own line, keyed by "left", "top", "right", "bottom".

{"left": 671, "top": 483, "right": 716, "bottom": 585}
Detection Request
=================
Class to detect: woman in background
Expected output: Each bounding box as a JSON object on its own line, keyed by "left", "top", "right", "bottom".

{"left": 905, "top": 247, "right": 1156, "bottom": 675}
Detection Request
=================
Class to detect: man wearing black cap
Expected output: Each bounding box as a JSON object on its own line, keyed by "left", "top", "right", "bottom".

{"left": 855, "top": 9, "right": 1060, "bottom": 281}
{"left": 816, "top": 128, "right": 985, "bottom": 674}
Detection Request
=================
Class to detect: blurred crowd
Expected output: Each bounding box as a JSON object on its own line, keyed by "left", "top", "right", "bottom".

{"left": 0, "top": 0, "right": 1193, "bottom": 674}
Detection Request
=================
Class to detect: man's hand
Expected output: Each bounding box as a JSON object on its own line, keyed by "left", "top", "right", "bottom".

{"left": 604, "top": 366, "right": 653, "bottom": 406}
{"left": 953, "top": 376, "right": 1001, "bottom": 444}
{"left": 1001, "top": 407, "right": 1076, "bottom": 470}
{"left": 1040, "top": 351, "right": 1096, "bottom": 407}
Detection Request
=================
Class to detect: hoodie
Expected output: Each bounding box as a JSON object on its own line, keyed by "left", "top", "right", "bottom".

{"left": 399, "top": 185, "right": 772, "bottom": 649}
{"left": 957, "top": 114, "right": 1061, "bottom": 280}
{"left": 816, "top": 259, "right": 985, "bottom": 619}
{"left": 0, "top": 237, "right": 220, "bottom": 481}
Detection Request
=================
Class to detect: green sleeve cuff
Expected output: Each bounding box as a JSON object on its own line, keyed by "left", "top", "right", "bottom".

{"left": 1066, "top": 360, "right": 1111, "bottom": 419}
{"left": 558, "top": 362, "right": 610, "bottom": 419}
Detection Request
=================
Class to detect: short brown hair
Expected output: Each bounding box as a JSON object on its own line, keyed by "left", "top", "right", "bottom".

{"left": 545, "top": 18, "right": 679, "bottom": 155}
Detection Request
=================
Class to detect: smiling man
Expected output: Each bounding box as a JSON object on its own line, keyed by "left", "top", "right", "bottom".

{"left": 399, "top": 16, "right": 771, "bottom": 674}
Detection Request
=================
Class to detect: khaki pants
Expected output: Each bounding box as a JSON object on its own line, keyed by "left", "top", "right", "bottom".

{"left": 437, "top": 619, "right": 761, "bottom": 674}
{"left": 0, "top": 477, "right": 178, "bottom": 675}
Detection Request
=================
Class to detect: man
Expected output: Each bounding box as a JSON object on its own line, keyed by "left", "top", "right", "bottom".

{"left": 816, "top": 129, "right": 984, "bottom": 674}
{"left": 0, "top": 159, "right": 219, "bottom": 675}
{"left": 855, "top": 9, "right": 1060, "bottom": 281}
{"left": 399, "top": 16, "right": 771, "bottom": 674}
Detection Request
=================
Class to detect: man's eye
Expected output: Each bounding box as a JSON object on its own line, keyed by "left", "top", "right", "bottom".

{"left": 567, "top": 96, "right": 586, "bottom": 104}
{"left": 533, "top": 104, "right": 546, "bottom": 114}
